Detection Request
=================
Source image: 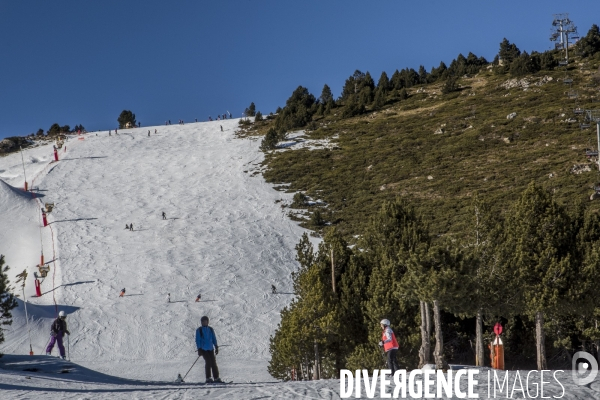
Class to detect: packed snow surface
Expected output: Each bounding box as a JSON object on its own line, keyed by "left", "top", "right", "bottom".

{"left": 0, "top": 120, "right": 320, "bottom": 395}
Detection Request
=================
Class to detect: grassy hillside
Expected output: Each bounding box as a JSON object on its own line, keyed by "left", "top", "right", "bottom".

{"left": 250, "top": 54, "right": 600, "bottom": 241}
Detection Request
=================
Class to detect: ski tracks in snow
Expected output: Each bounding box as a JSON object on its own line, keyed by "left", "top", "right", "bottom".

{"left": 1, "top": 120, "right": 310, "bottom": 383}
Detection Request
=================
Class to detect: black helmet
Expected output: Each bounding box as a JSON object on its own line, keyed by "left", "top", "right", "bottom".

{"left": 201, "top": 316, "right": 209, "bottom": 323}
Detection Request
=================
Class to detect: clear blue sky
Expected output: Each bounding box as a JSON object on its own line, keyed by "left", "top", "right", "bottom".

{"left": 0, "top": 1, "right": 598, "bottom": 139}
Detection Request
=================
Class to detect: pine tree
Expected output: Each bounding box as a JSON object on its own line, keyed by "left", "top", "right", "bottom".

{"left": 377, "top": 71, "right": 390, "bottom": 93}
{"left": 341, "top": 95, "right": 365, "bottom": 118}
{"left": 398, "top": 88, "right": 408, "bottom": 100}
{"left": 260, "top": 128, "right": 279, "bottom": 152}
{"left": 500, "top": 182, "right": 580, "bottom": 370}
{"left": 404, "top": 244, "right": 474, "bottom": 369}
{"left": 539, "top": 51, "right": 557, "bottom": 70}
{"left": 441, "top": 76, "right": 459, "bottom": 94}
{"left": 352, "top": 199, "right": 428, "bottom": 370}
{"left": 320, "top": 84, "right": 334, "bottom": 105}
{"left": 255, "top": 111, "right": 263, "bottom": 121}
{"left": 390, "top": 69, "right": 403, "bottom": 90}
{"left": 269, "top": 230, "right": 357, "bottom": 378}
{"left": 569, "top": 208, "right": 600, "bottom": 350}
{"left": 311, "top": 209, "right": 324, "bottom": 227}
{"left": 510, "top": 52, "right": 539, "bottom": 76}
{"left": 244, "top": 102, "right": 256, "bottom": 117}
{"left": 0, "top": 255, "right": 17, "bottom": 351}
{"left": 418, "top": 65, "right": 428, "bottom": 84}
{"left": 460, "top": 194, "right": 511, "bottom": 367}
{"left": 117, "top": 110, "right": 136, "bottom": 129}
{"left": 47, "top": 123, "right": 61, "bottom": 135}
{"left": 274, "top": 87, "right": 316, "bottom": 132}
{"left": 372, "top": 87, "right": 386, "bottom": 110}
{"left": 577, "top": 24, "right": 600, "bottom": 57}
{"left": 498, "top": 38, "right": 521, "bottom": 65}
{"left": 429, "top": 62, "right": 448, "bottom": 82}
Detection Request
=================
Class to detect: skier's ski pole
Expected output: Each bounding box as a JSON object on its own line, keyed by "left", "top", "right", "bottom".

{"left": 182, "top": 355, "right": 201, "bottom": 381}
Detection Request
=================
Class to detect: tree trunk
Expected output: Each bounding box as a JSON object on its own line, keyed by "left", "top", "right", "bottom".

{"left": 594, "top": 320, "right": 600, "bottom": 364}
{"left": 476, "top": 310, "right": 484, "bottom": 367}
{"left": 426, "top": 300, "right": 432, "bottom": 357}
{"left": 418, "top": 301, "right": 432, "bottom": 367}
{"left": 433, "top": 300, "right": 447, "bottom": 370}
{"left": 313, "top": 340, "right": 320, "bottom": 380}
{"left": 331, "top": 248, "right": 336, "bottom": 294}
{"left": 535, "top": 311, "right": 547, "bottom": 370}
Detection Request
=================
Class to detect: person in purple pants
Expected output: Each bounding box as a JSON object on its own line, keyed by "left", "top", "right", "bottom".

{"left": 46, "top": 311, "right": 70, "bottom": 359}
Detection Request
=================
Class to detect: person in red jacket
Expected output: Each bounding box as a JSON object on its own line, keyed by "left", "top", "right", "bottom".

{"left": 379, "top": 319, "right": 399, "bottom": 374}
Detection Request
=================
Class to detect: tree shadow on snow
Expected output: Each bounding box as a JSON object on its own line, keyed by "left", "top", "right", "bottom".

{"left": 14, "top": 298, "right": 80, "bottom": 319}
{"left": 0, "top": 354, "right": 272, "bottom": 391}
{"left": 40, "top": 281, "right": 95, "bottom": 296}
{"left": 50, "top": 218, "right": 97, "bottom": 224}
{"left": 60, "top": 156, "right": 108, "bottom": 161}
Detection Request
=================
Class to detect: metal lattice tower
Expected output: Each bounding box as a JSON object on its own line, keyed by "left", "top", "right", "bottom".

{"left": 550, "top": 14, "right": 577, "bottom": 65}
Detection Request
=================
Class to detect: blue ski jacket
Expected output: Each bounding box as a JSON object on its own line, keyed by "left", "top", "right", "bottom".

{"left": 196, "top": 326, "right": 218, "bottom": 351}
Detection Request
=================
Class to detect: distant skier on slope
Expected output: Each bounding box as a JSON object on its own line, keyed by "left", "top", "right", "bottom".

{"left": 220, "top": 125, "right": 223, "bottom": 132}
{"left": 148, "top": 130, "right": 150, "bottom": 136}
{"left": 130, "top": 223, "right": 133, "bottom": 231}
{"left": 167, "top": 293, "right": 171, "bottom": 303}
{"left": 162, "top": 212, "right": 167, "bottom": 220}
{"left": 379, "top": 319, "right": 399, "bottom": 375}
{"left": 125, "top": 224, "right": 129, "bottom": 230}
{"left": 46, "top": 311, "right": 70, "bottom": 359}
{"left": 196, "top": 316, "right": 222, "bottom": 383}
{"left": 119, "top": 288, "right": 126, "bottom": 297}
{"left": 271, "top": 285, "right": 277, "bottom": 294}
{"left": 195, "top": 294, "right": 201, "bottom": 302}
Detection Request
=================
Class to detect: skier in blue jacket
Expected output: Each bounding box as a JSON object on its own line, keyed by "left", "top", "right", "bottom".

{"left": 195, "top": 315, "right": 221, "bottom": 383}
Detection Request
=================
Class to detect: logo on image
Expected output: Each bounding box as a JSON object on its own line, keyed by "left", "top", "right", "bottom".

{"left": 572, "top": 351, "right": 598, "bottom": 386}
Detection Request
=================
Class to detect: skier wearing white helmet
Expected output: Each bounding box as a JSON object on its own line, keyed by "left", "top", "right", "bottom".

{"left": 379, "top": 318, "right": 399, "bottom": 374}
{"left": 46, "top": 311, "right": 70, "bottom": 359}
{"left": 195, "top": 316, "right": 222, "bottom": 383}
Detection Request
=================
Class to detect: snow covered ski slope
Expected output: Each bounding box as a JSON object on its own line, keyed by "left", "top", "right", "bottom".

{"left": 0, "top": 119, "right": 310, "bottom": 385}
